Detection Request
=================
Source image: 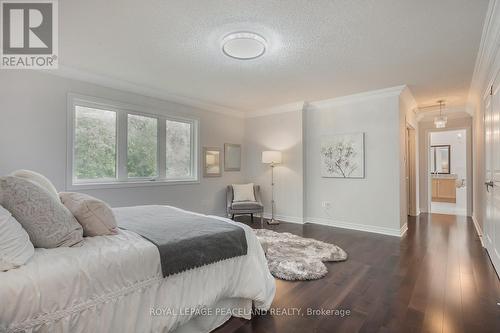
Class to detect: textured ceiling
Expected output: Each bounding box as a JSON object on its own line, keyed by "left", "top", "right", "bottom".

{"left": 59, "top": 0, "right": 488, "bottom": 113}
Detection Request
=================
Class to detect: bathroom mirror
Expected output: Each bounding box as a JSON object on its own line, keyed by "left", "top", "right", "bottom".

{"left": 430, "top": 145, "right": 450, "bottom": 174}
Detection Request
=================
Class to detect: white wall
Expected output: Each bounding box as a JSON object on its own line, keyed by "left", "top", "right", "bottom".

{"left": 418, "top": 117, "right": 472, "bottom": 215}
{"left": 0, "top": 71, "right": 245, "bottom": 215}
{"left": 243, "top": 86, "right": 412, "bottom": 236}
{"left": 303, "top": 91, "right": 402, "bottom": 236}
{"left": 244, "top": 110, "right": 304, "bottom": 222}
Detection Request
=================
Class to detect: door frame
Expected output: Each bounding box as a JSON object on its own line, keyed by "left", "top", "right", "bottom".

{"left": 406, "top": 124, "right": 418, "bottom": 216}
{"left": 425, "top": 126, "right": 473, "bottom": 216}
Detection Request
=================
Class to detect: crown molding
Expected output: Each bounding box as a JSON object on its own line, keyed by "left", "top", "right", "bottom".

{"left": 43, "top": 65, "right": 246, "bottom": 118}
{"left": 415, "top": 104, "right": 468, "bottom": 114}
{"left": 468, "top": 0, "right": 500, "bottom": 106}
{"left": 416, "top": 108, "right": 472, "bottom": 122}
{"left": 43, "top": 65, "right": 410, "bottom": 120}
{"left": 245, "top": 101, "right": 306, "bottom": 118}
{"left": 308, "top": 85, "right": 407, "bottom": 110}
{"left": 244, "top": 85, "right": 407, "bottom": 118}
{"left": 400, "top": 86, "right": 418, "bottom": 111}
{"left": 465, "top": 102, "right": 476, "bottom": 116}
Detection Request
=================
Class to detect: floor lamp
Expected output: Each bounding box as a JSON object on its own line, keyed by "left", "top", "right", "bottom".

{"left": 262, "top": 151, "right": 282, "bottom": 225}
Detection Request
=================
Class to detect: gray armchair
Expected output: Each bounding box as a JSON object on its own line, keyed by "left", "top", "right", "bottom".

{"left": 226, "top": 185, "right": 264, "bottom": 225}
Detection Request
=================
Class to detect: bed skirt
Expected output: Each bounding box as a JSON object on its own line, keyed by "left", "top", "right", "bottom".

{"left": 8, "top": 275, "right": 257, "bottom": 333}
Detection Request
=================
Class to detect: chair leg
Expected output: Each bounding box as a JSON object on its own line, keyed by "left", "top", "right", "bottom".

{"left": 260, "top": 213, "right": 264, "bottom": 226}
{"left": 231, "top": 214, "right": 235, "bottom": 220}
{"left": 251, "top": 213, "right": 254, "bottom": 223}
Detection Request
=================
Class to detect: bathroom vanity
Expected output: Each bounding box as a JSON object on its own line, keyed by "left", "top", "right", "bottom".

{"left": 431, "top": 174, "right": 457, "bottom": 203}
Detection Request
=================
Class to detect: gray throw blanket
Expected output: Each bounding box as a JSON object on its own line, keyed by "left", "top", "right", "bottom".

{"left": 114, "top": 206, "right": 248, "bottom": 277}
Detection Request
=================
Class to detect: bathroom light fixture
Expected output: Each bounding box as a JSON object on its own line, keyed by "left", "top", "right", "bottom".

{"left": 222, "top": 32, "right": 267, "bottom": 60}
{"left": 434, "top": 100, "right": 447, "bottom": 129}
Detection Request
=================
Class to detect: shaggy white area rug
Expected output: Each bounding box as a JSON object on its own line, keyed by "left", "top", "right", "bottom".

{"left": 254, "top": 229, "right": 348, "bottom": 281}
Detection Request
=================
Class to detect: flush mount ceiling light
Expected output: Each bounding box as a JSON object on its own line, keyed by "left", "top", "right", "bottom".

{"left": 222, "top": 32, "right": 267, "bottom": 60}
{"left": 434, "top": 100, "right": 447, "bottom": 129}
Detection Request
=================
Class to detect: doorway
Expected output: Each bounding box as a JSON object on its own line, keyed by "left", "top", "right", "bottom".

{"left": 429, "top": 129, "right": 467, "bottom": 215}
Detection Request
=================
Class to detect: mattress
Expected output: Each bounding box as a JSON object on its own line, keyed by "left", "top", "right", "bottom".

{"left": 0, "top": 206, "right": 275, "bottom": 333}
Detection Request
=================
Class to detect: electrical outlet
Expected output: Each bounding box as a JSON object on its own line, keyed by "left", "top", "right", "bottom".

{"left": 321, "top": 201, "right": 332, "bottom": 209}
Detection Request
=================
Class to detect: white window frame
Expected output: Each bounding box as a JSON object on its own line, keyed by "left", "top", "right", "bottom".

{"left": 67, "top": 93, "right": 199, "bottom": 190}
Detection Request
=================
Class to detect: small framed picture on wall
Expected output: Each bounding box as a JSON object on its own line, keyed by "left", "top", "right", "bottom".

{"left": 203, "top": 147, "right": 222, "bottom": 177}
{"left": 224, "top": 143, "right": 241, "bottom": 171}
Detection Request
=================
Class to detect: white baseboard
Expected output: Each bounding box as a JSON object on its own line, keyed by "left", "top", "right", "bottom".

{"left": 400, "top": 223, "right": 408, "bottom": 237}
{"left": 262, "top": 213, "right": 304, "bottom": 224}
{"left": 226, "top": 212, "right": 304, "bottom": 224}
{"left": 408, "top": 209, "right": 420, "bottom": 217}
{"left": 305, "top": 217, "right": 401, "bottom": 237}
{"left": 255, "top": 213, "right": 404, "bottom": 237}
{"left": 472, "top": 215, "right": 485, "bottom": 248}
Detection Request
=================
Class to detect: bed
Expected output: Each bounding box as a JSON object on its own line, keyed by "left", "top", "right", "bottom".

{"left": 0, "top": 205, "right": 275, "bottom": 333}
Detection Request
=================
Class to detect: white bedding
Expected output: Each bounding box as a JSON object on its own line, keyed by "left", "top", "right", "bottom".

{"left": 0, "top": 205, "right": 275, "bottom": 333}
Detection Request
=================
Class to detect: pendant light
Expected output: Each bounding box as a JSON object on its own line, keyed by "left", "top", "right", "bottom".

{"left": 434, "top": 100, "right": 447, "bottom": 128}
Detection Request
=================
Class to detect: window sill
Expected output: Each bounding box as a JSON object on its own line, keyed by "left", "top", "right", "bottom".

{"left": 66, "top": 179, "right": 200, "bottom": 191}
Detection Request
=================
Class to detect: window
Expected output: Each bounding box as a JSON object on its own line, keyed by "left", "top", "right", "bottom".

{"left": 166, "top": 119, "right": 193, "bottom": 179}
{"left": 68, "top": 95, "right": 198, "bottom": 188}
{"left": 128, "top": 114, "right": 158, "bottom": 178}
{"left": 74, "top": 106, "right": 117, "bottom": 181}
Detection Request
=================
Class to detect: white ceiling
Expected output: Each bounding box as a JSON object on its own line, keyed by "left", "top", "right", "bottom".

{"left": 59, "top": 0, "right": 489, "bottom": 113}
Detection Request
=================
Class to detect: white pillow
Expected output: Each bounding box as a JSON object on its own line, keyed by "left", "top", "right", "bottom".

{"left": 60, "top": 192, "right": 118, "bottom": 237}
{"left": 11, "top": 169, "right": 59, "bottom": 201}
{"left": 0, "top": 176, "right": 83, "bottom": 248}
{"left": 232, "top": 183, "right": 256, "bottom": 202}
{"left": 0, "top": 205, "right": 34, "bottom": 271}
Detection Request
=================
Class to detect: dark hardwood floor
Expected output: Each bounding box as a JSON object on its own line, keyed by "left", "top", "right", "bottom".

{"left": 214, "top": 213, "right": 500, "bottom": 333}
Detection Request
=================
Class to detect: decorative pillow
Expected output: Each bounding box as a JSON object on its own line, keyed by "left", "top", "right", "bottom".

{"left": 232, "top": 183, "right": 256, "bottom": 202}
{"left": 59, "top": 192, "right": 118, "bottom": 237}
{"left": 10, "top": 169, "right": 59, "bottom": 201}
{"left": 0, "top": 205, "right": 35, "bottom": 271}
{"left": 0, "top": 176, "right": 83, "bottom": 248}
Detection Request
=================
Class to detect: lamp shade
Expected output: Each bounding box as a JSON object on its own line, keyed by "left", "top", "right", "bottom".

{"left": 262, "top": 151, "right": 282, "bottom": 164}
